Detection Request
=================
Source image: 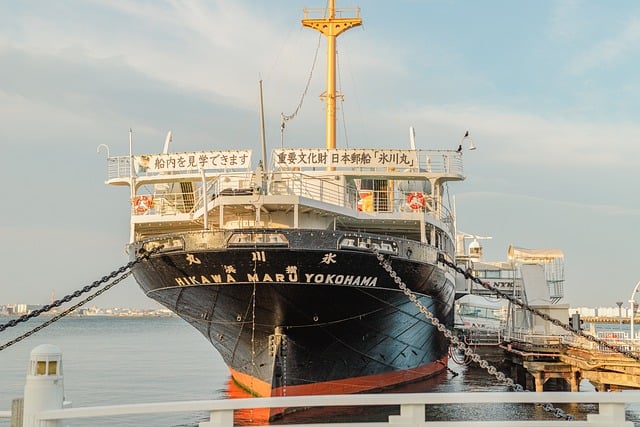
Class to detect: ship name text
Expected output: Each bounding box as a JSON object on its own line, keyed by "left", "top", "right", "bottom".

{"left": 173, "top": 270, "right": 377, "bottom": 287}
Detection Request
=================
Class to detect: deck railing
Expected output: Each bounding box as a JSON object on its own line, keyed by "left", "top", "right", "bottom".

{"left": 6, "top": 392, "right": 640, "bottom": 426}
{"left": 107, "top": 150, "right": 464, "bottom": 181}
{"left": 129, "top": 170, "right": 455, "bottom": 229}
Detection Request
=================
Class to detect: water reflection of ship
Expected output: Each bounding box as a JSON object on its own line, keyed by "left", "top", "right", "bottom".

{"left": 225, "top": 371, "right": 450, "bottom": 426}
{"left": 225, "top": 379, "right": 271, "bottom": 426}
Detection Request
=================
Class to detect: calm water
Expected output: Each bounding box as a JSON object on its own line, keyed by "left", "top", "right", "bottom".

{"left": 1, "top": 316, "right": 639, "bottom": 426}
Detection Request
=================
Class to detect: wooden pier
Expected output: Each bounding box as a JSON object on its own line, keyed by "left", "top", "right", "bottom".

{"left": 495, "top": 333, "right": 640, "bottom": 392}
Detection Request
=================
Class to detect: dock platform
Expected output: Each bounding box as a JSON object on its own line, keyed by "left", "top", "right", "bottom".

{"left": 492, "top": 332, "right": 640, "bottom": 392}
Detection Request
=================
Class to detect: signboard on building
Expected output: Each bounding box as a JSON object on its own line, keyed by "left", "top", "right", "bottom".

{"left": 472, "top": 279, "right": 515, "bottom": 292}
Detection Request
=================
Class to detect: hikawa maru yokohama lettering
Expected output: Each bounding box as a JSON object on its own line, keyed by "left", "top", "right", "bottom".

{"left": 173, "top": 270, "right": 378, "bottom": 287}
{"left": 172, "top": 251, "right": 378, "bottom": 287}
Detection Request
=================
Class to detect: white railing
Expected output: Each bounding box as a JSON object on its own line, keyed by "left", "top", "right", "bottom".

{"left": 420, "top": 150, "right": 464, "bottom": 175}
{"left": 127, "top": 170, "right": 456, "bottom": 237}
{"left": 10, "top": 392, "right": 639, "bottom": 426}
{"left": 505, "top": 331, "right": 565, "bottom": 347}
{"left": 270, "top": 149, "right": 464, "bottom": 175}
{"left": 562, "top": 332, "right": 640, "bottom": 355}
{"left": 106, "top": 156, "right": 131, "bottom": 179}
{"left": 108, "top": 150, "right": 464, "bottom": 181}
{"left": 267, "top": 172, "right": 358, "bottom": 209}
{"left": 303, "top": 6, "right": 361, "bottom": 20}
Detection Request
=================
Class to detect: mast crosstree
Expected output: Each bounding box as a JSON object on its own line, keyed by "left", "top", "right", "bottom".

{"left": 302, "top": 0, "right": 362, "bottom": 150}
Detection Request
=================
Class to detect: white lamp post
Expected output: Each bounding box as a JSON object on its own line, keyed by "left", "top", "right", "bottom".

{"left": 616, "top": 301, "right": 623, "bottom": 330}
{"left": 630, "top": 280, "right": 640, "bottom": 341}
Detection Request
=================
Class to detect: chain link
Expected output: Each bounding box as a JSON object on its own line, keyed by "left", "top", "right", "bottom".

{"left": 373, "top": 249, "right": 575, "bottom": 421}
{"left": 438, "top": 254, "right": 640, "bottom": 362}
{"left": 0, "top": 270, "right": 133, "bottom": 352}
{"left": 0, "top": 246, "right": 162, "bottom": 353}
{"left": 0, "top": 247, "right": 159, "bottom": 333}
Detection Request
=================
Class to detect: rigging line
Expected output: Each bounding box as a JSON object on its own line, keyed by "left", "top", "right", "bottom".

{"left": 281, "top": 33, "right": 322, "bottom": 124}
{"left": 249, "top": 258, "right": 258, "bottom": 422}
{"left": 250, "top": 284, "right": 257, "bottom": 393}
{"left": 282, "top": 307, "right": 383, "bottom": 329}
{"left": 336, "top": 49, "right": 350, "bottom": 148}
{"left": 228, "top": 283, "right": 256, "bottom": 364}
{"left": 263, "top": 19, "right": 299, "bottom": 83}
{"left": 266, "top": 285, "right": 390, "bottom": 329}
{"left": 250, "top": 258, "right": 258, "bottom": 392}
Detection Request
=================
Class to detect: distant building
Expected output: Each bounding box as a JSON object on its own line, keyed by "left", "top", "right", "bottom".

{"left": 4, "top": 304, "right": 29, "bottom": 315}
{"left": 570, "top": 306, "right": 633, "bottom": 318}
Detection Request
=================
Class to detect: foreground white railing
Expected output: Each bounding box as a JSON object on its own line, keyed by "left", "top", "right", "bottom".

{"left": 2, "top": 392, "right": 632, "bottom": 427}
{"left": 7, "top": 345, "right": 640, "bottom": 426}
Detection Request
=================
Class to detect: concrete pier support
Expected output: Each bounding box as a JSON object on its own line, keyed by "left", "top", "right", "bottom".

{"left": 522, "top": 361, "right": 574, "bottom": 391}
{"left": 533, "top": 372, "right": 544, "bottom": 392}
{"left": 570, "top": 370, "right": 581, "bottom": 392}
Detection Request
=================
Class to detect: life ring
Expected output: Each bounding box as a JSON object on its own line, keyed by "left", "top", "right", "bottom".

{"left": 605, "top": 333, "right": 618, "bottom": 341}
{"left": 133, "top": 195, "right": 153, "bottom": 213}
{"left": 406, "top": 192, "right": 425, "bottom": 210}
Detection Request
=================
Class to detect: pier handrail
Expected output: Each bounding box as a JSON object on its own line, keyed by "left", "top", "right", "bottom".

{"left": 29, "top": 391, "right": 640, "bottom": 426}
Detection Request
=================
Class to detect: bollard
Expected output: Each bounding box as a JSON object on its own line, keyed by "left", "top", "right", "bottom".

{"left": 22, "top": 344, "right": 64, "bottom": 427}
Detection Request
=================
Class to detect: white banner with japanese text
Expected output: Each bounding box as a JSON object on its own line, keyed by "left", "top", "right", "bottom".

{"left": 135, "top": 150, "right": 252, "bottom": 173}
{"left": 272, "top": 149, "right": 418, "bottom": 169}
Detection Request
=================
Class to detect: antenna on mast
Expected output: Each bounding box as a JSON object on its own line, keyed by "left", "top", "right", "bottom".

{"left": 259, "top": 80, "right": 267, "bottom": 172}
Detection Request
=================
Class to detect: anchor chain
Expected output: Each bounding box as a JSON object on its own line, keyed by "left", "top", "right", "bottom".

{"left": 0, "top": 246, "right": 162, "bottom": 352}
{"left": 0, "top": 270, "right": 133, "bottom": 352}
{"left": 0, "top": 247, "right": 160, "bottom": 333}
{"left": 438, "top": 254, "right": 640, "bottom": 363}
{"left": 373, "top": 249, "right": 575, "bottom": 421}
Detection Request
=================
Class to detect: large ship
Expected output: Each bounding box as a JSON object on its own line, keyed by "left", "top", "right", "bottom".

{"left": 103, "top": 0, "right": 466, "bottom": 413}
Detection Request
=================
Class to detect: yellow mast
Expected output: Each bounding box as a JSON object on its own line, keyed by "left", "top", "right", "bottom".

{"left": 302, "top": 1, "right": 361, "bottom": 150}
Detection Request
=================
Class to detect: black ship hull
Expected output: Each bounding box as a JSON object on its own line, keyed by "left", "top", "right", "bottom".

{"left": 130, "top": 229, "right": 455, "bottom": 401}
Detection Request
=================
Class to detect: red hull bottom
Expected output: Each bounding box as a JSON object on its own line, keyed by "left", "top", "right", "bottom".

{"left": 227, "top": 356, "right": 448, "bottom": 422}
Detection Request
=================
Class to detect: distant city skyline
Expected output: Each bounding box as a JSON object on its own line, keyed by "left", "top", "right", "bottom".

{"left": 1, "top": 303, "right": 636, "bottom": 319}
{"left": 0, "top": 303, "right": 171, "bottom": 317}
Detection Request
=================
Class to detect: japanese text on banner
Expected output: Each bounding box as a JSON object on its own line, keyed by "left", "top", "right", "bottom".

{"left": 272, "top": 149, "right": 418, "bottom": 169}
{"left": 135, "top": 150, "right": 252, "bottom": 173}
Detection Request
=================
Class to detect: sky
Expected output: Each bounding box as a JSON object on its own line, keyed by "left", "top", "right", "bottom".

{"left": 1, "top": 0, "right": 640, "bottom": 311}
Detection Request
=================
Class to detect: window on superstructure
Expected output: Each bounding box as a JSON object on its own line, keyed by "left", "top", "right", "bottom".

{"left": 484, "top": 270, "right": 501, "bottom": 279}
